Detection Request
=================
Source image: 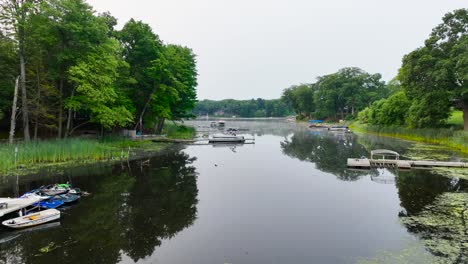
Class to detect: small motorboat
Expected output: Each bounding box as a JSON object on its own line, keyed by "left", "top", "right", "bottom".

{"left": 209, "top": 135, "right": 245, "bottom": 143}
{"left": 68, "top": 188, "right": 81, "bottom": 195}
{"left": 328, "top": 126, "right": 352, "bottom": 133}
{"left": 37, "top": 199, "right": 64, "bottom": 209}
{"left": 2, "top": 209, "right": 60, "bottom": 229}
{"left": 54, "top": 193, "right": 80, "bottom": 204}
{"left": 36, "top": 184, "right": 69, "bottom": 196}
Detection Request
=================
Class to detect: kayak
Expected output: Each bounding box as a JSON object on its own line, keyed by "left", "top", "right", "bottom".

{"left": 2, "top": 209, "right": 60, "bottom": 229}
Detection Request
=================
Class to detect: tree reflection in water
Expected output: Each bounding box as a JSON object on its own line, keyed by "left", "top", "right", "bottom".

{"left": 0, "top": 151, "right": 198, "bottom": 264}
{"left": 280, "top": 131, "right": 371, "bottom": 180}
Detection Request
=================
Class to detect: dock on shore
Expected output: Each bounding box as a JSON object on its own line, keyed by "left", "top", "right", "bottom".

{"left": 347, "top": 149, "right": 468, "bottom": 170}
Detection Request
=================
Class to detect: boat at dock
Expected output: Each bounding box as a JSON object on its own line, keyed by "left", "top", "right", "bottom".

{"left": 209, "top": 135, "right": 246, "bottom": 143}
{"left": 328, "top": 126, "right": 351, "bottom": 132}
{"left": 54, "top": 193, "right": 80, "bottom": 204}
{"left": 37, "top": 199, "right": 65, "bottom": 209}
{"left": 2, "top": 209, "right": 60, "bottom": 229}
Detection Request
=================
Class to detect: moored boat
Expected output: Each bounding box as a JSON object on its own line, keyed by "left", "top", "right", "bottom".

{"left": 54, "top": 193, "right": 80, "bottom": 204}
{"left": 328, "top": 126, "right": 351, "bottom": 133}
{"left": 38, "top": 199, "right": 64, "bottom": 209}
{"left": 2, "top": 209, "right": 60, "bottom": 229}
{"left": 209, "top": 135, "right": 245, "bottom": 143}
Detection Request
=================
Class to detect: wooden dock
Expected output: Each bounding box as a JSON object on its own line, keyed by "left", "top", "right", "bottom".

{"left": 348, "top": 149, "right": 468, "bottom": 170}
{"left": 347, "top": 158, "right": 468, "bottom": 170}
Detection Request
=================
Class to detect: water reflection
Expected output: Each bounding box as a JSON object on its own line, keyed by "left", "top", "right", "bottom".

{"left": 0, "top": 151, "right": 198, "bottom": 264}
{"left": 276, "top": 125, "right": 468, "bottom": 262}
{"left": 280, "top": 130, "right": 371, "bottom": 181}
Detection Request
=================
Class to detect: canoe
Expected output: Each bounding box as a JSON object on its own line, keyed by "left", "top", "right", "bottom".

{"left": 2, "top": 209, "right": 60, "bottom": 229}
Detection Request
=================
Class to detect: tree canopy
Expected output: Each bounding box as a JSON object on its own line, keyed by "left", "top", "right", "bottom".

{"left": 399, "top": 8, "right": 467, "bottom": 129}
{"left": 281, "top": 67, "right": 387, "bottom": 121}
{"left": 0, "top": 0, "right": 198, "bottom": 139}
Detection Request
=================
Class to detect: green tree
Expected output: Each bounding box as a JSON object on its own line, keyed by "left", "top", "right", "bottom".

{"left": 399, "top": 8, "right": 468, "bottom": 129}
{"left": 314, "top": 67, "right": 386, "bottom": 120}
{"left": 117, "top": 19, "right": 163, "bottom": 131}
{"left": 281, "top": 84, "right": 315, "bottom": 119}
{"left": 0, "top": 32, "right": 17, "bottom": 121}
{"left": 0, "top": 0, "right": 40, "bottom": 141}
{"left": 67, "top": 39, "right": 133, "bottom": 132}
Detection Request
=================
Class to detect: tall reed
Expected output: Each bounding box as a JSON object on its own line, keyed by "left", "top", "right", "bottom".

{"left": 0, "top": 138, "right": 127, "bottom": 174}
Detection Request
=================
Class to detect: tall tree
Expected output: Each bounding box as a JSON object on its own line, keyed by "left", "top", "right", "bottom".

{"left": 312, "top": 67, "right": 385, "bottom": 120}
{"left": 0, "top": 0, "right": 39, "bottom": 141}
{"left": 117, "top": 19, "right": 163, "bottom": 131}
{"left": 0, "top": 32, "right": 17, "bottom": 122}
{"left": 67, "top": 38, "right": 133, "bottom": 133}
{"left": 399, "top": 8, "right": 468, "bottom": 129}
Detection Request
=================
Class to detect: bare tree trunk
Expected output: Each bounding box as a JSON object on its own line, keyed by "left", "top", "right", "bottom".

{"left": 34, "top": 64, "right": 41, "bottom": 141}
{"left": 65, "top": 88, "right": 75, "bottom": 138}
{"left": 19, "top": 22, "right": 30, "bottom": 142}
{"left": 156, "top": 118, "right": 165, "bottom": 134}
{"left": 134, "top": 95, "right": 152, "bottom": 131}
{"left": 463, "top": 102, "right": 468, "bottom": 131}
{"left": 57, "top": 78, "right": 64, "bottom": 138}
{"left": 8, "top": 77, "right": 20, "bottom": 144}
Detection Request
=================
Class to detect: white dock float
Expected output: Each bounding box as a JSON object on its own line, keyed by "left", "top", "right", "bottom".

{"left": 347, "top": 158, "right": 468, "bottom": 170}
{"left": 0, "top": 196, "right": 45, "bottom": 217}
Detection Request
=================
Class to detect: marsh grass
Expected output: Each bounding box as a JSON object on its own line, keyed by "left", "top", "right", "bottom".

{"left": 0, "top": 138, "right": 132, "bottom": 175}
{"left": 351, "top": 122, "right": 468, "bottom": 153}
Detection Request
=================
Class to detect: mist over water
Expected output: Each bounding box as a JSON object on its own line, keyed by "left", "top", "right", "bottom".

{"left": 0, "top": 120, "right": 467, "bottom": 263}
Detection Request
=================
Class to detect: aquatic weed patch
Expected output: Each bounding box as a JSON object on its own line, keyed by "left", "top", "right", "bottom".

{"left": 400, "top": 192, "right": 468, "bottom": 263}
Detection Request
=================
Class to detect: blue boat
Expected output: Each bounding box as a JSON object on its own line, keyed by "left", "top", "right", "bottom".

{"left": 37, "top": 199, "right": 64, "bottom": 209}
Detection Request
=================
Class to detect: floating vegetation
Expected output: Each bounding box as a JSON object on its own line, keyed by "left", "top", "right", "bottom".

{"left": 400, "top": 192, "right": 468, "bottom": 263}
{"left": 356, "top": 240, "right": 442, "bottom": 264}
{"left": 433, "top": 168, "right": 468, "bottom": 181}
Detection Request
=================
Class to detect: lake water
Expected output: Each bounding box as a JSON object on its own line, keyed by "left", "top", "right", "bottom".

{"left": 0, "top": 120, "right": 467, "bottom": 264}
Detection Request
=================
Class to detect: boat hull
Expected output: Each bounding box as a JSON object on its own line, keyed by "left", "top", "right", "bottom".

{"left": 2, "top": 209, "right": 60, "bottom": 229}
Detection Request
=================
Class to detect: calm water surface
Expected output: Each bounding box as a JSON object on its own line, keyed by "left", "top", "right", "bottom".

{"left": 0, "top": 120, "right": 467, "bottom": 264}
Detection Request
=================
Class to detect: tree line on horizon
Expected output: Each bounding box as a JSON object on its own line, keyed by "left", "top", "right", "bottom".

{"left": 0, "top": 0, "right": 198, "bottom": 142}
{"left": 281, "top": 9, "right": 467, "bottom": 130}
{"left": 193, "top": 98, "right": 293, "bottom": 118}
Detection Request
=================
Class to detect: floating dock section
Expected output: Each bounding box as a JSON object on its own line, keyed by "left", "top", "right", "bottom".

{"left": 348, "top": 149, "right": 468, "bottom": 170}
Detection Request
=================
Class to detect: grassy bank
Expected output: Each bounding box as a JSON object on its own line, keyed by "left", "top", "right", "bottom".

{"left": 0, "top": 123, "right": 197, "bottom": 176}
{"left": 162, "top": 123, "right": 196, "bottom": 139}
{"left": 350, "top": 122, "right": 468, "bottom": 153}
{"left": 0, "top": 138, "right": 170, "bottom": 176}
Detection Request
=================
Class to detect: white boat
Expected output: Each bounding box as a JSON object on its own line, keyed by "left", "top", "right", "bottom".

{"left": 2, "top": 209, "right": 60, "bottom": 229}
{"left": 328, "top": 126, "right": 351, "bottom": 132}
{"left": 209, "top": 135, "right": 245, "bottom": 143}
{"left": 210, "top": 120, "right": 226, "bottom": 127}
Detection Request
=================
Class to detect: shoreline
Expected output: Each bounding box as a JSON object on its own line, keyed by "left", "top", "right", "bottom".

{"left": 0, "top": 139, "right": 183, "bottom": 177}
{"left": 349, "top": 122, "right": 468, "bottom": 154}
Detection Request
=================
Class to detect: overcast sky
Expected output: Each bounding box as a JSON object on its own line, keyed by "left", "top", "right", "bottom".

{"left": 87, "top": 0, "right": 466, "bottom": 100}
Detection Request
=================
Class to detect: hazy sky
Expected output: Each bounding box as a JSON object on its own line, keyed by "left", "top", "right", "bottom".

{"left": 87, "top": 0, "right": 466, "bottom": 100}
